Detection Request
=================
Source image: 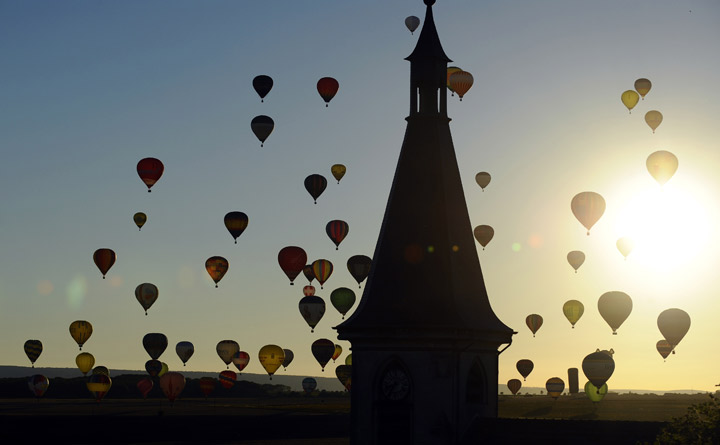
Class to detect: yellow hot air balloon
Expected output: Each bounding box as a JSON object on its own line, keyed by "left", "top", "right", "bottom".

{"left": 621, "top": 90, "right": 639, "bottom": 113}
{"left": 258, "top": 345, "right": 285, "bottom": 380}
{"left": 133, "top": 212, "right": 147, "bottom": 231}
{"left": 645, "top": 110, "right": 663, "bottom": 133}
{"left": 571, "top": 192, "right": 606, "bottom": 235}
{"left": 634, "top": 78, "right": 652, "bottom": 99}
{"left": 448, "top": 70, "right": 473, "bottom": 101}
{"left": 331, "top": 164, "right": 346, "bottom": 184}
{"left": 598, "top": 291, "right": 632, "bottom": 334}
{"left": 475, "top": 172, "right": 491, "bottom": 191}
{"left": 446, "top": 66, "right": 462, "bottom": 95}
{"left": 473, "top": 225, "right": 494, "bottom": 250}
{"left": 657, "top": 308, "right": 691, "bottom": 350}
{"left": 562, "top": 300, "right": 584, "bottom": 328}
{"left": 69, "top": 320, "right": 93, "bottom": 350}
{"left": 566, "top": 250, "right": 585, "bottom": 273}
{"left": 545, "top": 377, "right": 565, "bottom": 399}
{"left": 584, "top": 381, "right": 608, "bottom": 403}
{"left": 616, "top": 237, "right": 634, "bottom": 260}
{"left": 646, "top": 150, "right": 678, "bottom": 186}
{"left": 76, "top": 352, "right": 95, "bottom": 375}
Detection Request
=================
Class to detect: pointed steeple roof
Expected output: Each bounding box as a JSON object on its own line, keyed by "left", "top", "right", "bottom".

{"left": 406, "top": 0, "right": 451, "bottom": 63}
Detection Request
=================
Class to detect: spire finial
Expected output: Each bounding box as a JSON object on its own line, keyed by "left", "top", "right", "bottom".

{"left": 424, "top": 0, "right": 435, "bottom": 5}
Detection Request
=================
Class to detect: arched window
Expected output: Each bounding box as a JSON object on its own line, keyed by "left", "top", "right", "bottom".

{"left": 466, "top": 358, "right": 487, "bottom": 404}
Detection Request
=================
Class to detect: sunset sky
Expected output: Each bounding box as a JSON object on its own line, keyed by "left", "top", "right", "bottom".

{"left": 2, "top": 0, "right": 720, "bottom": 393}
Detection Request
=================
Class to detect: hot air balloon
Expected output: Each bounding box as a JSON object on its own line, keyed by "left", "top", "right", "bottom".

{"left": 135, "top": 283, "right": 158, "bottom": 315}
{"left": 93, "top": 248, "right": 116, "bottom": 279}
{"left": 159, "top": 372, "right": 185, "bottom": 403}
{"left": 258, "top": 345, "right": 285, "bottom": 379}
{"left": 87, "top": 373, "right": 112, "bottom": 402}
{"left": 253, "top": 75, "right": 273, "bottom": 102}
{"left": 69, "top": 320, "right": 93, "bottom": 350}
{"left": 24, "top": 340, "right": 42, "bottom": 367}
{"left": 219, "top": 370, "right": 237, "bottom": 389}
{"left": 656, "top": 339, "right": 673, "bottom": 360}
{"left": 345, "top": 354, "right": 352, "bottom": 366}
{"left": 145, "top": 359, "right": 162, "bottom": 377}
{"left": 199, "top": 377, "right": 216, "bottom": 397}
{"left": 645, "top": 110, "right": 663, "bottom": 133}
{"left": 299, "top": 295, "right": 325, "bottom": 332}
{"left": 224, "top": 212, "right": 249, "bottom": 244}
{"left": 598, "top": 291, "right": 632, "bottom": 334}
{"left": 584, "top": 381, "right": 608, "bottom": 403}
{"left": 616, "top": 237, "right": 634, "bottom": 260}
{"left": 571, "top": 192, "right": 606, "bottom": 235}
{"left": 232, "top": 351, "right": 250, "bottom": 373}
{"left": 175, "top": 341, "right": 194, "bottom": 366}
{"left": 278, "top": 246, "right": 307, "bottom": 285}
{"left": 404, "top": 15, "right": 420, "bottom": 34}
{"left": 92, "top": 366, "right": 109, "bottom": 376}
{"left": 158, "top": 362, "right": 169, "bottom": 377}
{"left": 546, "top": 377, "right": 565, "bottom": 399}
{"left": 475, "top": 172, "right": 491, "bottom": 191}
{"left": 303, "top": 265, "right": 315, "bottom": 284}
{"left": 251, "top": 115, "right": 274, "bottom": 147}
{"left": 28, "top": 374, "right": 49, "bottom": 398}
{"left": 658, "top": 308, "right": 691, "bottom": 350}
{"left": 303, "top": 285, "right": 316, "bottom": 296}
{"left": 326, "top": 220, "right": 349, "bottom": 250}
{"left": 76, "top": 352, "right": 95, "bottom": 375}
{"left": 567, "top": 250, "right": 585, "bottom": 273}
{"left": 473, "top": 225, "right": 494, "bottom": 250}
{"left": 136, "top": 378, "right": 153, "bottom": 399}
{"left": 137, "top": 157, "right": 164, "bottom": 192}
{"left": 282, "top": 349, "right": 294, "bottom": 370}
{"left": 525, "top": 314, "right": 543, "bottom": 337}
{"left": 133, "top": 212, "right": 147, "bottom": 231}
{"left": 332, "top": 344, "right": 343, "bottom": 363}
{"left": 331, "top": 164, "right": 346, "bottom": 184}
{"left": 347, "top": 255, "right": 371, "bottom": 288}
{"left": 304, "top": 174, "right": 328, "bottom": 204}
{"left": 312, "top": 259, "right": 333, "bottom": 289}
{"left": 330, "top": 287, "right": 356, "bottom": 319}
{"left": 311, "top": 339, "right": 335, "bottom": 372}
{"left": 317, "top": 77, "right": 339, "bottom": 107}
{"left": 302, "top": 377, "right": 317, "bottom": 394}
{"left": 143, "top": 333, "right": 168, "bottom": 360}
{"left": 336, "top": 364, "right": 352, "bottom": 391}
{"left": 516, "top": 359, "right": 534, "bottom": 381}
{"left": 205, "top": 256, "right": 228, "bottom": 288}
{"left": 582, "top": 351, "right": 615, "bottom": 390}
{"left": 621, "top": 90, "right": 639, "bottom": 113}
{"left": 646, "top": 150, "right": 678, "bottom": 186}
{"left": 507, "top": 379, "right": 522, "bottom": 395}
{"left": 217, "top": 340, "right": 240, "bottom": 369}
{"left": 634, "top": 78, "right": 652, "bottom": 99}
{"left": 448, "top": 70, "right": 473, "bottom": 101}
{"left": 562, "top": 300, "right": 584, "bottom": 328}
{"left": 446, "top": 66, "right": 462, "bottom": 95}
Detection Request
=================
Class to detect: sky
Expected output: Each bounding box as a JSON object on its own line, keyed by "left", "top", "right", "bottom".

{"left": 2, "top": 0, "right": 720, "bottom": 393}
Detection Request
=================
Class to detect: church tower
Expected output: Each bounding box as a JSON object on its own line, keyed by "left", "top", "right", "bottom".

{"left": 335, "top": 1, "right": 515, "bottom": 444}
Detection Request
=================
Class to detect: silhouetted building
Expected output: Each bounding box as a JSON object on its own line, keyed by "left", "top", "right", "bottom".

{"left": 335, "top": 1, "right": 515, "bottom": 444}
{"left": 568, "top": 368, "right": 579, "bottom": 394}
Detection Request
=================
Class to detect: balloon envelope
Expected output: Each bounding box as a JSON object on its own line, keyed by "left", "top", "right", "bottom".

{"left": 143, "top": 333, "right": 168, "bottom": 360}
{"left": 546, "top": 377, "right": 565, "bottom": 399}
{"left": 326, "top": 220, "right": 349, "bottom": 250}
{"left": 311, "top": 339, "right": 335, "bottom": 371}
{"left": 251, "top": 115, "right": 274, "bottom": 146}
{"left": 93, "top": 248, "right": 116, "bottom": 279}
{"left": 145, "top": 359, "right": 162, "bottom": 377}
{"left": 571, "top": 192, "right": 606, "bottom": 235}
{"left": 133, "top": 212, "right": 147, "bottom": 230}
{"left": 621, "top": 90, "right": 639, "bottom": 113}
{"left": 562, "top": 300, "right": 584, "bottom": 328}
{"left": 76, "top": 352, "right": 95, "bottom": 375}
{"left": 657, "top": 308, "right": 691, "bottom": 348}
{"left": 303, "top": 265, "right": 315, "bottom": 284}
{"left": 24, "top": 340, "right": 42, "bottom": 366}
{"left": 598, "top": 291, "right": 632, "bottom": 334}
{"left": 330, "top": 287, "right": 356, "bottom": 319}
{"left": 136, "top": 378, "right": 153, "bottom": 398}
{"left": 302, "top": 377, "right": 317, "bottom": 394}
{"left": 446, "top": 66, "right": 462, "bottom": 93}
{"left": 473, "top": 225, "right": 494, "bottom": 249}
{"left": 646, "top": 150, "right": 678, "bottom": 186}
{"left": 475, "top": 172, "right": 491, "bottom": 190}
{"left": 582, "top": 351, "right": 615, "bottom": 389}
{"left": 205, "top": 256, "right": 229, "bottom": 288}
{"left": 28, "top": 374, "right": 50, "bottom": 397}
{"left": 159, "top": 372, "right": 186, "bottom": 403}
{"left": 584, "top": 381, "right": 608, "bottom": 402}
{"left": 345, "top": 354, "right": 352, "bottom": 365}
{"left": 278, "top": 246, "right": 307, "bottom": 285}
{"left": 317, "top": 77, "right": 339, "bottom": 106}
{"left": 252, "top": 75, "right": 273, "bottom": 101}
{"left": 645, "top": 110, "right": 663, "bottom": 133}
{"left": 136, "top": 157, "right": 164, "bottom": 192}
{"left": 332, "top": 344, "right": 343, "bottom": 362}
{"left": 507, "top": 379, "right": 522, "bottom": 395}
{"left": 282, "top": 349, "right": 294, "bottom": 370}
{"left": 304, "top": 174, "right": 328, "bottom": 204}
{"left": 516, "top": 359, "right": 534, "bottom": 381}
{"left": 299, "top": 295, "right": 326, "bottom": 332}
{"left": 404, "top": 15, "right": 420, "bottom": 34}
{"left": 258, "top": 345, "right": 285, "bottom": 378}
{"left": 69, "top": 320, "right": 93, "bottom": 350}
{"left": 616, "top": 237, "right": 634, "bottom": 259}
{"left": 347, "top": 255, "right": 371, "bottom": 287}
{"left": 219, "top": 370, "right": 237, "bottom": 389}
{"left": 87, "top": 374, "right": 112, "bottom": 402}
{"left": 448, "top": 70, "right": 473, "bottom": 100}
{"left": 525, "top": 314, "right": 543, "bottom": 337}
{"left": 135, "top": 283, "right": 158, "bottom": 315}
{"left": 303, "top": 285, "right": 316, "bottom": 296}
{"left": 567, "top": 250, "right": 585, "bottom": 272}
{"left": 232, "top": 351, "right": 250, "bottom": 373}
{"left": 634, "top": 78, "right": 652, "bottom": 98}
{"left": 336, "top": 364, "right": 352, "bottom": 391}
{"left": 175, "top": 341, "right": 194, "bottom": 366}
{"left": 199, "top": 377, "right": 216, "bottom": 396}
{"left": 217, "top": 340, "right": 240, "bottom": 368}
{"left": 331, "top": 164, "right": 346, "bottom": 183}
{"left": 224, "top": 212, "right": 249, "bottom": 244}
{"left": 312, "top": 259, "right": 333, "bottom": 289}
{"left": 656, "top": 339, "right": 673, "bottom": 359}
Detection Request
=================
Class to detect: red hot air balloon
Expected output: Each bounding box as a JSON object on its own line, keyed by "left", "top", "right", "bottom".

{"left": 159, "top": 372, "right": 185, "bottom": 403}
{"left": 136, "top": 378, "right": 153, "bottom": 398}
{"left": 219, "top": 370, "right": 237, "bottom": 389}
{"left": 326, "top": 220, "right": 349, "bottom": 250}
{"left": 303, "top": 285, "right": 316, "bottom": 296}
{"left": 205, "top": 256, "right": 229, "bottom": 288}
{"left": 28, "top": 374, "right": 50, "bottom": 398}
{"left": 252, "top": 75, "right": 273, "bottom": 102}
{"left": 304, "top": 174, "right": 328, "bottom": 204}
{"left": 137, "top": 158, "right": 164, "bottom": 192}
{"left": 199, "top": 377, "right": 216, "bottom": 397}
{"left": 232, "top": 351, "right": 250, "bottom": 373}
{"left": 317, "top": 77, "right": 339, "bottom": 107}
{"left": 278, "top": 246, "right": 307, "bottom": 285}
{"left": 93, "top": 248, "right": 116, "bottom": 279}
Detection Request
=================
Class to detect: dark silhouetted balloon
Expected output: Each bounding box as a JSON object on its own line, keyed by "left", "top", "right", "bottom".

{"left": 326, "top": 220, "right": 349, "bottom": 250}
{"left": 205, "top": 256, "right": 229, "bottom": 288}
{"left": 331, "top": 164, "right": 346, "bottom": 184}
{"left": 24, "top": 340, "right": 42, "bottom": 367}
{"left": 598, "top": 291, "right": 632, "bottom": 334}
{"left": 525, "top": 314, "right": 543, "bottom": 337}
{"left": 317, "top": 77, "right": 339, "bottom": 106}
{"left": 330, "top": 287, "right": 356, "bottom": 319}
{"left": 507, "top": 379, "right": 522, "bottom": 395}
{"left": 253, "top": 75, "right": 273, "bottom": 102}
{"left": 28, "top": 374, "right": 49, "bottom": 398}
{"left": 405, "top": 16, "right": 420, "bottom": 34}
{"left": 93, "top": 248, "right": 116, "bottom": 279}
{"left": 251, "top": 115, "right": 274, "bottom": 146}
{"left": 657, "top": 308, "right": 691, "bottom": 349}
{"left": 137, "top": 157, "right": 164, "bottom": 192}
{"left": 136, "top": 378, "right": 153, "bottom": 398}
{"left": 546, "top": 377, "right": 564, "bottom": 399}
{"left": 299, "top": 295, "right": 325, "bottom": 332}
{"left": 224, "top": 211, "right": 249, "bottom": 244}
{"left": 143, "top": 333, "right": 168, "bottom": 360}
{"left": 336, "top": 364, "right": 352, "bottom": 391}
{"left": 133, "top": 212, "right": 147, "bottom": 230}
{"left": 199, "top": 377, "right": 216, "bottom": 397}
{"left": 160, "top": 372, "right": 185, "bottom": 403}
{"left": 304, "top": 174, "right": 328, "bottom": 204}
{"left": 311, "top": 339, "right": 335, "bottom": 372}
{"left": 175, "top": 341, "right": 194, "bottom": 366}
{"left": 135, "top": 283, "right": 158, "bottom": 315}
{"left": 145, "top": 359, "right": 162, "bottom": 377}
{"left": 347, "top": 255, "right": 371, "bottom": 288}
{"left": 302, "top": 377, "right": 317, "bottom": 394}
{"left": 516, "top": 359, "right": 533, "bottom": 381}
{"left": 582, "top": 351, "right": 615, "bottom": 390}
{"left": 217, "top": 340, "right": 240, "bottom": 369}
{"left": 278, "top": 246, "right": 307, "bottom": 285}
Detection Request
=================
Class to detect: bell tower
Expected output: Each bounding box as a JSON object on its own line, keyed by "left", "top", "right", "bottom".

{"left": 335, "top": 1, "right": 515, "bottom": 444}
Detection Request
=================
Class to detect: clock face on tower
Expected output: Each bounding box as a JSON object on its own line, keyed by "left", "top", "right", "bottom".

{"left": 381, "top": 368, "right": 410, "bottom": 401}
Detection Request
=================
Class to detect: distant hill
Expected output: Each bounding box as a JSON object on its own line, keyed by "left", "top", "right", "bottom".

{"left": 0, "top": 365, "right": 345, "bottom": 392}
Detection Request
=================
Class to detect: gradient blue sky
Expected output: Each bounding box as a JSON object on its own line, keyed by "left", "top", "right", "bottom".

{"left": 2, "top": 0, "right": 720, "bottom": 392}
